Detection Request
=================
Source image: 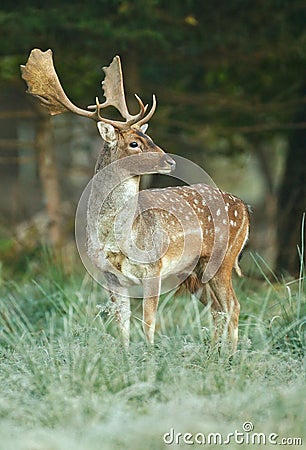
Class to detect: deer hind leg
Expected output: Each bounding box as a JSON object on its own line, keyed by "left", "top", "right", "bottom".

{"left": 142, "top": 277, "right": 161, "bottom": 345}
{"left": 198, "top": 283, "right": 222, "bottom": 343}
{"left": 207, "top": 270, "right": 240, "bottom": 352}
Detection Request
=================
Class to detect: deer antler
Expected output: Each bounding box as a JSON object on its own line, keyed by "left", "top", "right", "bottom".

{"left": 20, "top": 49, "right": 99, "bottom": 120}
{"left": 89, "top": 55, "right": 157, "bottom": 129}
{"left": 99, "top": 56, "right": 147, "bottom": 123}
{"left": 21, "top": 49, "right": 156, "bottom": 129}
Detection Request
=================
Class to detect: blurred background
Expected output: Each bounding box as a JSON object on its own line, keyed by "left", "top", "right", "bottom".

{"left": 0, "top": 0, "right": 305, "bottom": 279}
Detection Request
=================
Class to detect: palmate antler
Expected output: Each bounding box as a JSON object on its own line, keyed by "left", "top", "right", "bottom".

{"left": 20, "top": 49, "right": 156, "bottom": 129}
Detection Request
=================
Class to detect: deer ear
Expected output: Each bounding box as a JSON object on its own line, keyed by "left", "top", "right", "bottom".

{"left": 140, "top": 124, "right": 148, "bottom": 133}
{"left": 97, "top": 122, "right": 117, "bottom": 143}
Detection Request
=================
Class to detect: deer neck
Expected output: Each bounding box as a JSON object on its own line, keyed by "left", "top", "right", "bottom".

{"left": 88, "top": 140, "right": 140, "bottom": 253}
{"left": 103, "top": 176, "right": 140, "bottom": 214}
{"left": 94, "top": 139, "right": 140, "bottom": 213}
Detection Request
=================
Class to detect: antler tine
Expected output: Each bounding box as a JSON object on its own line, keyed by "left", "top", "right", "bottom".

{"left": 134, "top": 94, "right": 148, "bottom": 116}
{"left": 21, "top": 49, "right": 98, "bottom": 121}
{"left": 133, "top": 94, "right": 157, "bottom": 128}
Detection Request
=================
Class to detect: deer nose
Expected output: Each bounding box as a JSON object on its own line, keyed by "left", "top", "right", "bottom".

{"left": 162, "top": 154, "right": 176, "bottom": 171}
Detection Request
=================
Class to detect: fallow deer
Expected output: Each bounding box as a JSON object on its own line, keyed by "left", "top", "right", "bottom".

{"left": 21, "top": 49, "right": 250, "bottom": 351}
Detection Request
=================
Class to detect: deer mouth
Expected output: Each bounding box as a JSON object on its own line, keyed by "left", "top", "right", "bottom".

{"left": 157, "top": 166, "right": 174, "bottom": 174}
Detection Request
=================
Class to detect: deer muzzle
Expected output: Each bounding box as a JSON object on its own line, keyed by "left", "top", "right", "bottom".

{"left": 157, "top": 154, "right": 176, "bottom": 174}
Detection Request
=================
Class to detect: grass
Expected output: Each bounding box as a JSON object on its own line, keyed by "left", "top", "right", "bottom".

{"left": 0, "top": 251, "right": 305, "bottom": 449}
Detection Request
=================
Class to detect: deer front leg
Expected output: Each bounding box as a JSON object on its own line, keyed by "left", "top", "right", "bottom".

{"left": 110, "top": 291, "right": 131, "bottom": 348}
{"left": 142, "top": 277, "right": 161, "bottom": 345}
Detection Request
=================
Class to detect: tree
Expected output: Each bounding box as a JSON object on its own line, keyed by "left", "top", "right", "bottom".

{"left": 276, "top": 86, "right": 306, "bottom": 276}
{"left": 0, "top": 0, "right": 305, "bottom": 274}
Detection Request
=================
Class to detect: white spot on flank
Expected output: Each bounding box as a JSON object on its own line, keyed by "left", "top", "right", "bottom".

{"left": 234, "top": 210, "right": 238, "bottom": 217}
{"left": 208, "top": 216, "right": 211, "bottom": 222}
{"left": 216, "top": 208, "right": 221, "bottom": 216}
{"left": 194, "top": 199, "right": 199, "bottom": 204}
{"left": 223, "top": 219, "right": 227, "bottom": 225}
{"left": 225, "top": 205, "right": 229, "bottom": 212}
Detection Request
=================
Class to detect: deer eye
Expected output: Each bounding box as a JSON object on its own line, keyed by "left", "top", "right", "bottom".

{"left": 129, "top": 141, "right": 138, "bottom": 148}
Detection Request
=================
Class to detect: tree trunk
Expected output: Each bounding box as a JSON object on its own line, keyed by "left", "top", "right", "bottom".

{"left": 35, "top": 115, "right": 63, "bottom": 248}
{"left": 276, "top": 94, "right": 306, "bottom": 277}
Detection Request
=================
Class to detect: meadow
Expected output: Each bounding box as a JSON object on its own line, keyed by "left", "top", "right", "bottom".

{"left": 0, "top": 251, "right": 305, "bottom": 449}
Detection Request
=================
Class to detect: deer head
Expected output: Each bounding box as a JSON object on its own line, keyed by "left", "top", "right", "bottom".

{"left": 21, "top": 49, "right": 175, "bottom": 174}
